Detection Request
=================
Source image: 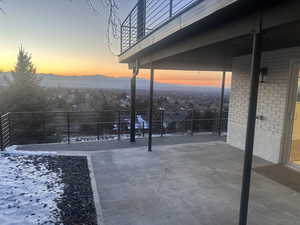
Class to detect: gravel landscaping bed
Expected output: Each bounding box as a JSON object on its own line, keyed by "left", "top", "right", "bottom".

{"left": 0, "top": 153, "right": 97, "bottom": 225}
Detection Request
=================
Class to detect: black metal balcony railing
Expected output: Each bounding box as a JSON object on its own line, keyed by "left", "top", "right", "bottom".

{"left": 121, "top": 0, "right": 203, "bottom": 53}
{"left": 0, "top": 110, "right": 228, "bottom": 149}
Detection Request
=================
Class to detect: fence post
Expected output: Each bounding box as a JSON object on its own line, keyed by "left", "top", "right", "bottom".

{"left": 43, "top": 113, "right": 47, "bottom": 140}
{"left": 97, "top": 121, "right": 100, "bottom": 141}
{"left": 118, "top": 111, "right": 121, "bottom": 141}
{"left": 142, "top": 122, "right": 145, "bottom": 137}
{"left": 102, "top": 123, "right": 105, "bottom": 140}
{"left": 169, "top": 0, "right": 173, "bottom": 18}
{"left": 191, "top": 110, "right": 195, "bottom": 136}
{"left": 0, "top": 115, "right": 3, "bottom": 151}
{"left": 160, "top": 110, "right": 164, "bottom": 137}
{"left": 8, "top": 113, "right": 11, "bottom": 146}
{"left": 67, "top": 112, "right": 71, "bottom": 144}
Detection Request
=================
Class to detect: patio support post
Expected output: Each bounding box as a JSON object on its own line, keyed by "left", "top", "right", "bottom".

{"left": 130, "top": 60, "right": 139, "bottom": 143}
{"left": 130, "top": 76, "right": 136, "bottom": 142}
{"left": 148, "top": 66, "right": 154, "bottom": 152}
{"left": 239, "top": 14, "right": 262, "bottom": 225}
{"left": 218, "top": 71, "right": 226, "bottom": 136}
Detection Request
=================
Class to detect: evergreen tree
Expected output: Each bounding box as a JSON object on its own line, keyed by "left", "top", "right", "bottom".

{"left": 0, "top": 47, "right": 47, "bottom": 113}
{"left": 0, "top": 48, "right": 57, "bottom": 144}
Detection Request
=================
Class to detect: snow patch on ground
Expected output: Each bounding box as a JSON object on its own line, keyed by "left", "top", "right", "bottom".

{"left": 5, "top": 145, "right": 18, "bottom": 152}
{"left": 5, "top": 145, "right": 57, "bottom": 156}
{"left": 0, "top": 153, "right": 64, "bottom": 225}
{"left": 62, "top": 132, "right": 193, "bottom": 144}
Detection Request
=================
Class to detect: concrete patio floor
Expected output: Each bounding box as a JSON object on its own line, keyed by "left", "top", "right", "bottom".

{"left": 90, "top": 142, "right": 300, "bottom": 225}
{"left": 15, "top": 136, "right": 300, "bottom": 225}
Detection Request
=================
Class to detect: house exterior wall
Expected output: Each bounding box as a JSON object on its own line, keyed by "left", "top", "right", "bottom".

{"left": 227, "top": 47, "right": 300, "bottom": 163}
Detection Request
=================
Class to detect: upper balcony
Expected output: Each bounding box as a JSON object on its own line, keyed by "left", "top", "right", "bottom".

{"left": 119, "top": 0, "right": 239, "bottom": 62}
{"left": 119, "top": 0, "right": 298, "bottom": 70}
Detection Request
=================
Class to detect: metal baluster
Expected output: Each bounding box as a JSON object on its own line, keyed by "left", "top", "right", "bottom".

{"left": 67, "top": 112, "right": 71, "bottom": 144}
{"left": 142, "top": 122, "right": 145, "bottom": 137}
{"left": 129, "top": 15, "right": 132, "bottom": 47}
{"left": 97, "top": 120, "right": 100, "bottom": 141}
{"left": 191, "top": 110, "right": 195, "bottom": 136}
{"left": 160, "top": 110, "right": 164, "bottom": 137}
{"left": 169, "top": 0, "right": 173, "bottom": 18}
{"left": 43, "top": 113, "right": 47, "bottom": 140}
{"left": 8, "top": 113, "right": 11, "bottom": 146}
{"left": 0, "top": 115, "right": 3, "bottom": 151}
{"left": 118, "top": 111, "right": 121, "bottom": 141}
{"left": 120, "top": 25, "right": 123, "bottom": 52}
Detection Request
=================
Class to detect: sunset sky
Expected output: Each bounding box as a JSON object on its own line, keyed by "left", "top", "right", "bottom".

{"left": 0, "top": 0, "right": 231, "bottom": 87}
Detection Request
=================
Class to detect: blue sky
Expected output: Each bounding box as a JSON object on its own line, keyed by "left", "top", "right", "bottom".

{"left": 0, "top": 0, "right": 136, "bottom": 76}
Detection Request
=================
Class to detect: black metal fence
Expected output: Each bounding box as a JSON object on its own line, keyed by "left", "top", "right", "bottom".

{"left": 0, "top": 113, "right": 10, "bottom": 151}
{"left": 0, "top": 110, "right": 227, "bottom": 149}
{"left": 121, "top": 0, "right": 204, "bottom": 52}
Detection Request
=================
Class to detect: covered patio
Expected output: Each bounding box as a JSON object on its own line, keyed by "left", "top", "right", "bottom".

{"left": 119, "top": 1, "right": 300, "bottom": 224}
{"left": 13, "top": 134, "right": 300, "bottom": 225}
{"left": 89, "top": 141, "right": 300, "bottom": 225}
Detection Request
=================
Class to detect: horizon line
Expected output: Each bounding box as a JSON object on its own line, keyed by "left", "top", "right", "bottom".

{"left": 0, "top": 71, "right": 231, "bottom": 88}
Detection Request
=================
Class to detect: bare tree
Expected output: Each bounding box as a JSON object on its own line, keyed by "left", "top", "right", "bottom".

{"left": 77, "top": 0, "right": 121, "bottom": 54}
{"left": 0, "top": 0, "right": 5, "bottom": 14}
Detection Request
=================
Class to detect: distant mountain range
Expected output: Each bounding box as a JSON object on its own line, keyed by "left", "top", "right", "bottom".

{"left": 0, "top": 72, "right": 228, "bottom": 93}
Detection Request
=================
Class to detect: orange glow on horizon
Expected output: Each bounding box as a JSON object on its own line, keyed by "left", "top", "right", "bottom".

{"left": 1, "top": 57, "right": 231, "bottom": 88}
{"left": 44, "top": 71, "right": 231, "bottom": 88}
{"left": 0, "top": 64, "right": 231, "bottom": 87}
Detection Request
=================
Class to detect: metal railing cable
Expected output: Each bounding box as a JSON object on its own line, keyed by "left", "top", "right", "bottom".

{"left": 1, "top": 110, "right": 228, "bottom": 147}
{"left": 120, "top": 0, "right": 204, "bottom": 52}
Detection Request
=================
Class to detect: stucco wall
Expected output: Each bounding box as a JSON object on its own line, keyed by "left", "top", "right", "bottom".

{"left": 227, "top": 47, "right": 300, "bottom": 163}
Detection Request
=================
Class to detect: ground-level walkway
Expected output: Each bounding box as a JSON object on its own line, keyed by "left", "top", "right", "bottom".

{"left": 90, "top": 142, "right": 300, "bottom": 225}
